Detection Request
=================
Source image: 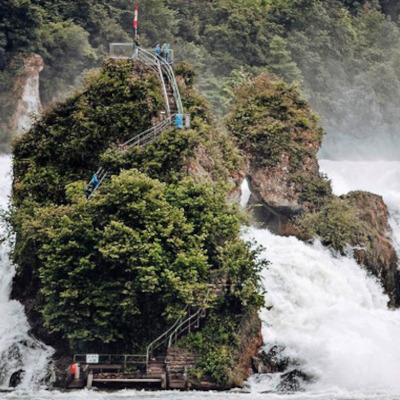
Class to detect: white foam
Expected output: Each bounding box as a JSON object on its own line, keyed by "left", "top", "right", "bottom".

{"left": 243, "top": 161, "right": 400, "bottom": 396}
{"left": 0, "top": 155, "right": 53, "bottom": 389}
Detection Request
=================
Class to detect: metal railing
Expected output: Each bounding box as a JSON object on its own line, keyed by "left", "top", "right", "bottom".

{"left": 145, "top": 306, "right": 189, "bottom": 368}
{"left": 73, "top": 354, "right": 147, "bottom": 369}
{"left": 134, "top": 47, "right": 183, "bottom": 116}
{"left": 86, "top": 167, "right": 108, "bottom": 201}
{"left": 109, "top": 44, "right": 182, "bottom": 117}
{"left": 167, "top": 291, "right": 211, "bottom": 349}
{"left": 110, "top": 43, "right": 174, "bottom": 63}
{"left": 168, "top": 308, "right": 206, "bottom": 349}
{"left": 73, "top": 285, "right": 221, "bottom": 374}
{"left": 135, "top": 48, "right": 171, "bottom": 115}
{"left": 86, "top": 43, "right": 186, "bottom": 201}
{"left": 120, "top": 116, "right": 174, "bottom": 149}
{"left": 85, "top": 117, "right": 174, "bottom": 200}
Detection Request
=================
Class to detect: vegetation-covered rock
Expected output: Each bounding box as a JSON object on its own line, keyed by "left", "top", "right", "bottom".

{"left": 294, "top": 191, "right": 399, "bottom": 305}
{"left": 10, "top": 60, "right": 265, "bottom": 388}
{"left": 226, "top": 70, "right": 399, "bottom": 306}
{"left": 180, "top": 309, "right": 263, "bottom": 388}
{"left": 227, "top": 73, "right": 329, "bottom": 213}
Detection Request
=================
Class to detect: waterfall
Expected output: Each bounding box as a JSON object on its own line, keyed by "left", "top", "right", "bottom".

{"left": 0, "top": 155, "right": 53, "bottom": 389}
{"left": 244, "top": 160, "right": 400, "bottom": 395}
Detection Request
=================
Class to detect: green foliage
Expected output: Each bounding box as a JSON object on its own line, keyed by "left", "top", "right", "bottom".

{"left": 291, "top": 172, "right": 332, "bottom": 208}
{"left": 227, "top": 73, "right": 324, "bottom": 169}
{"left": 179, "top": 313, "right": 240, "bottom": 385}
{"left": 13, "top": 169, "right": 263, "bottom": 352}
{"left": 295, "top": 196, "right": 366, "bottom": 252}
{"left": 266, "top": 35, "right": 302, "bottom": 83}
{"left": 11, "top": 59, "right": 264, "bottom": 355}
{"left": 27, "top": 171, "right": 209, "bottom": 350}
{"left": 12, "top": 60, "right": 163, "bottom": 205}
{"left": 2, "top": 0, "right": 400, "bottom": 154}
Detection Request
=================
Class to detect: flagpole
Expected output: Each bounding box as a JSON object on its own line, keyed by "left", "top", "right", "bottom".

{"left": 134, "top": 0, "right": 139, "bottom": 38}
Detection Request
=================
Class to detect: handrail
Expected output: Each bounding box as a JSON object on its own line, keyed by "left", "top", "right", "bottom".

{"left": 121, "top": 115, "right": 174, "bottom": 148}
{"left": 86, "top": 167, "right": 107, "bottom": 201}
{"left": 73, "top": 353, "right": 147, "bottom": 369}
{"left": 145, "top": 306, "right": 189, "bottom": 369}
{"left": 167, "top": 308, "right": 203, "bottom": 349}
{"left": 85, "top": 46, "right": 184, "bottom": 200}
{"left": 167, "top": 290, "right": 211, "bottom": 349}
{"left": 85, "top": 117, "right": 174, "bottom": 200}
{"left": 135, "top": 47, "right": 184, "bottom": 116}
{"left": 136, "top": 49, "right": 171, "bottom": 116}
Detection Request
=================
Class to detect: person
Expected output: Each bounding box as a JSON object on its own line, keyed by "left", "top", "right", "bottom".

{"left": 90, "top": 173, "right": 99, "bottom": 191}
{"left": 175, "top": 113, "right": 183, "bottom": 129}
{"left": 155, "top": 42, "right": 161, "bottom": 58}
{"left": 132, "top": 35, "right": 140, "bottom": 58}
{"left": 162, "top": 42, "right": 171, "bottom": 62}
{"left": 71, "top": 363, "right": 77, "bottom": 377}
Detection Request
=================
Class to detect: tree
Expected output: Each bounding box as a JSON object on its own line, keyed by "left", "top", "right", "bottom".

{"left": 267, "top": 35, "right": 302, "bottom": 83}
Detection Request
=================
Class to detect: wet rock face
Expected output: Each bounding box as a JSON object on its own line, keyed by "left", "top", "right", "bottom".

{"left": 10, "top": 53, "right": 44, "bottom": 135}
{"left": 346, "top": 191, "right": 400, "bottom": 306}
{"left": 246, "top": 150, "right": 320, "bottom": 214}
{"left": 253, "top": 346, "right": 289, "bottom": 374}
{"left": 277, "top": 369, "right": 311, "bottom": 392}
{"left": 9, "top": 369, "right": 24, "bottom": 388}
{"left": 253, "top": 347, "right": 312, "bottom": 392}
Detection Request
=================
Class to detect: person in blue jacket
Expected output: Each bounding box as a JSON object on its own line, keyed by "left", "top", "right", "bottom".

{"left": 162, "top": 42, "right": 171, "bottom": 62}
{"left": 155, "top": 42, "right": 161, "bottom": 57}
{"left": 175, "top": 114, "right": 183, "bottom": 129}
{"left": 90, "top": 173, "right": 99, "bottom": 191}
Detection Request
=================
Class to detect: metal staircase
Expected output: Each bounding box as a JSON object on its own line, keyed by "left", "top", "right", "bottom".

{"left": 85, "top": 46, "right": 185, "bottom": 200}
{"left": 70, "top": 298, "right": 210, "bottom": 389}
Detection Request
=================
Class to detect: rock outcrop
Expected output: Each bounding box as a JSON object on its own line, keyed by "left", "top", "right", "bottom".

{"left": 10, "top": 53, "right": 44, "bottom": 135}
{"left": 346, "top": 191, "right": 399, "bottom": 306}
{"left": 227, "top": 73, "right": 400, "bottom": 306}
{"left": 227, "top": 74, "right": 329, "bottom": 215}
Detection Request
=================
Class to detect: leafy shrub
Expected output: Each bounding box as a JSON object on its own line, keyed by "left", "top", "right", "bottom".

{"left": 295, "top": 196, "right": 366, "bottom": 251}
{"left": 226, "top": 73, "right": 324, "bottom": 170}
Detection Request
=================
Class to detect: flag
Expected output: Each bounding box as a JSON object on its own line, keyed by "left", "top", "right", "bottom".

{"left": 133, "top": 0, "right": 138, "bottom": 35}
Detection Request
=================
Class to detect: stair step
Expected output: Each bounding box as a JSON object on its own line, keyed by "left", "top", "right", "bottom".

{"left": 68, "top": 379, "right": 85, "bottom": 389}
{"left": 169, "top": 381, "right": 186, "bottom": 389}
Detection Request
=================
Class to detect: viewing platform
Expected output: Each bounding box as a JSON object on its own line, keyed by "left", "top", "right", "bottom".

{"left": 109, "top": 43, "right": 175, "bottom": 63}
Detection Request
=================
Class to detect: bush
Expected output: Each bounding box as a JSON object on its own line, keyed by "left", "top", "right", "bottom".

{"left": 295, "top": 196, "right": 366, "bottom": 251}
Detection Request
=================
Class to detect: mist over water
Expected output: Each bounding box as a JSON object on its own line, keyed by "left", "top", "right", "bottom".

{"left": 0, "top": 155, "right": 53, "bottom": 390}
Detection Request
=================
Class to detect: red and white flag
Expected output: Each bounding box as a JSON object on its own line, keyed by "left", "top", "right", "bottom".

{"left": 133, "top": 0, "right": 139, "bottom": 35}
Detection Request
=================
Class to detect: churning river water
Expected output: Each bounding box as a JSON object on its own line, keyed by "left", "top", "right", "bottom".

{"left": 1, "top": 155, "right": 400, "bottom": 400}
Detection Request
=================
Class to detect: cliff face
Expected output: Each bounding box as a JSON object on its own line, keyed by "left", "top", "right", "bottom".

{"left": 11, "top": 54, "right": 44, "bottom": 134}
{"left": 346, "top": 191, "right": 399, "bottom": 306}
{"left": 0, "top": 53, "right": 43, "bottom": 152}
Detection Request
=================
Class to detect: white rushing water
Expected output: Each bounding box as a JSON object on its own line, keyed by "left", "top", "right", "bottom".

{"left": 244, "top": 160, "right": 400, "bottom": 397}
{"left": 0, "top": 155, "right": 53, "bottom": 390}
